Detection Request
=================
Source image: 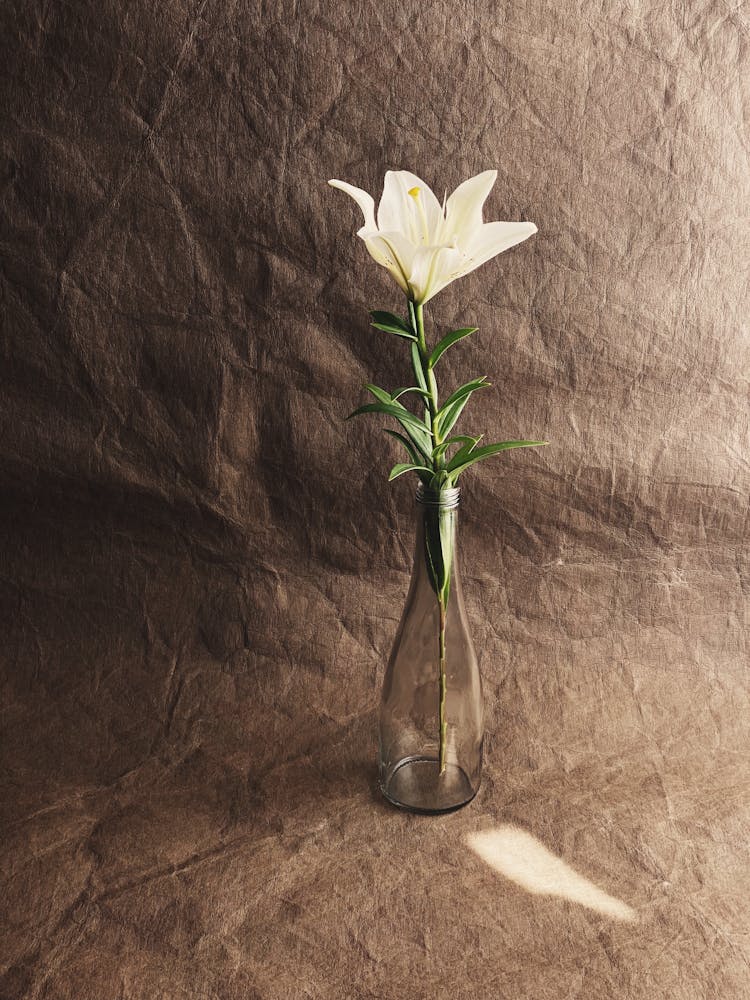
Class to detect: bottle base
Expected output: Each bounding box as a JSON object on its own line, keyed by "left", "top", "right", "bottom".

{"left": 379, "top": 755, "right": 478, "bottom": 814}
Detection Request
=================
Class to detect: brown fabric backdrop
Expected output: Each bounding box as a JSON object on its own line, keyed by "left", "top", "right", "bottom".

{"left": 2, "top": 1, "right": 749, "bottom": 997}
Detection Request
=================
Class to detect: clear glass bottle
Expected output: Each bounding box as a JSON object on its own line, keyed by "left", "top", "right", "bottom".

{"left": 379, "top": 484, "right": 483, "bottom": 813}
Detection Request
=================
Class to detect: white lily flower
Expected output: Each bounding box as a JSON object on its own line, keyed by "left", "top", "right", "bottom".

{"left": 328, "top": 169, "right": 537, "bottom": 304}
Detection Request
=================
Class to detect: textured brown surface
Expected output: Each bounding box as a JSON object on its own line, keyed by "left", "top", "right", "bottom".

{"left": 2, "top": 1, "right": 750, "bottom": 997}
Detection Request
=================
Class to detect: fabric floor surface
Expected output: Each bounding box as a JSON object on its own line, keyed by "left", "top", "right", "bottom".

{"left": 2, "top": 1, "right": 749, "bottom": 997}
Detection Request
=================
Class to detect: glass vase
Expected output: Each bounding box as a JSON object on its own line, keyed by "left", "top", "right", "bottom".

{"left": 378, "top": 484, "right": 483, "bottom": 813}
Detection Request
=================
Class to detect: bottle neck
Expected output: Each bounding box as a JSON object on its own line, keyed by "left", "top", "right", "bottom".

{"left": 413, "top": 484, "right": 461, "bottom": 599}
{"left": 415, "top": 483, "right": 460, "bottom": 511}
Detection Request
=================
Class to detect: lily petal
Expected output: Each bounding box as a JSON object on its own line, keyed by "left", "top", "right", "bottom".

{"left": 460, "top": 220, "right": 538, "bottom": 276}
{"left": 362, "top": 230, "right": 419, "bottom": 295}
{"left": 328, "top": 179, "right": 377, "bottom": 233}
{"left": 409, "top": 244, "right": 464, "bottom": 304}
{"left": 445, "top": 170, "right": 498, "bottom": 244}
{"left": 377, "top": 171, "right": 443, "bottom": 243}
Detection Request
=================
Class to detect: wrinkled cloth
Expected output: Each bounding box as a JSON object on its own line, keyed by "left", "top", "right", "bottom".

{"left": 1, "top": 1, "right": 749, "bottom": 998}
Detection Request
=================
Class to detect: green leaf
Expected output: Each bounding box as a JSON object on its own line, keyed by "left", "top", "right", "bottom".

{"left": 364, "top": 383, "right": 392, "bottom": 404}
{"left": 423, "top": 521, "right": 441, "bottom": 596}
{"left": 431, "top": 434, "right": 481, "bottom": 465}
{"left": 371, "top": 324, "right": 417, "bottom": 340}
{"left": 391, "top": 386, "right": 432, "bottom": 402}
{"left": 440, "top": 376, "right": 490, "bottom": 413}
{"left": 411, "top": 340, "right": 428, "bottom": 393}
{"left": 431, "top": 441, "right": 450, "bottom": 465}
{"left": 388, "top": 462, "right": 434, "bottom": 482}
{"left": 370, "top": 310, "right": 412, "bottom": 332}
{"left": 361, "top": 387, "right": 433, "bottom": 459}
{"left": 428, "top": 327, "right": 478, "bottom": 368}
{"left": 370, "top": 311, "right": 416, "bottom": 339}
{"left": 446, "top": 440, "right": 548, "bottom": 479}
{"left": 365, "top": 383, "right": 429, "bottom": 407}
{"left": 446, "top": 435, "right": 482, "bottom": 468}
{"left": 436, "top": 398, "right": 468, "bottom": 441}
{"left": 436, "top": 377, "right": 490, "bottom": 439}
{"left": 384, "top": 429, "right": 422, "bottom": 466}
{"left": 346, "top": 402, "right": 420, "bottom": 429}
{"left": 423, "top": 504, "right": 455, "bottom": 605}
{"left": 347, "top": 401, "right": 433, "bottom": 459}
{"left": 438, "top": 506, "right": 454, "bottom": 604}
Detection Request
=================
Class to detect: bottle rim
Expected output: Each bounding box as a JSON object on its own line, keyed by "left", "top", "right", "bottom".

{"left": 415, "top": 482, "right": 461, "bottom": 509}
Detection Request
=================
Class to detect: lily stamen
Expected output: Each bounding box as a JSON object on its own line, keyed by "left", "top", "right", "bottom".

{"left": 408, "top": 186, "right": 431, "bottom": 245}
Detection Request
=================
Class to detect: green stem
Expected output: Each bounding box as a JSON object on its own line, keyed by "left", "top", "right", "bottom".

{"left": 409, "top": 300, "right": 441, "bottom": 455}
{"left": 410, "top": 297, "right": 449, "bottom": 777}
{"left": 438, "top": 598, "right": 448, "bottom": 775}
